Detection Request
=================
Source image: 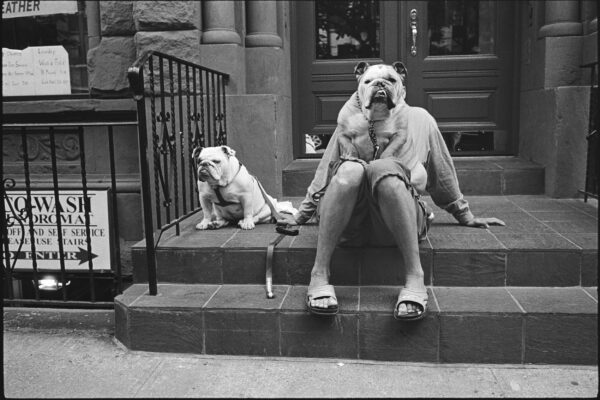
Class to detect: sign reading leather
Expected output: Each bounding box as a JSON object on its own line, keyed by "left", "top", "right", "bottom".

{"left": 2, "top": 1, "right": 78, "bottom": 19}
{"left": 4, "top": 190, "right": 113, "bottom": 271}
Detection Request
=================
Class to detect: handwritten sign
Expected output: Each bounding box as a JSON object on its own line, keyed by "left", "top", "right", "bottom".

{"left": 2, "top": 48, "right": 34, "bottom": 95}
{"left": 2, "top": 46, "right": 71, "bottom": 96}
{"left": 2, "top": 1, "right": 78, "bottom": 19}
{"left": 4, "top": 190, "right": 113, "bottom": 271}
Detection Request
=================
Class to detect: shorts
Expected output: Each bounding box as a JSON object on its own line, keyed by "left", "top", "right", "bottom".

{"left": 317, "top": 157, "right": 432, "bottom": 247}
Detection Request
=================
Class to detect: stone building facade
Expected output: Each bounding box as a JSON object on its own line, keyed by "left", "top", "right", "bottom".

{"left": 3, "top": 0, "right": 598, "bottom": 239}
{"left": 85, "top": 0, "right": 293, "bottom": 198}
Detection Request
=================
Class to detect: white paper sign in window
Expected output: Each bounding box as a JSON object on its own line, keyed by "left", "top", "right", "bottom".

{"left": 2, "top": 45, "right": 71, "bottom": 96}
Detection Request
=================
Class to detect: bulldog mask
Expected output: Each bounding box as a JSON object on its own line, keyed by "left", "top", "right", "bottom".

{"left": 355, "top": 61, "right": 407, "bottom": 121}
{"left": 193, "top": 145, "right": 296, "bottom": 230}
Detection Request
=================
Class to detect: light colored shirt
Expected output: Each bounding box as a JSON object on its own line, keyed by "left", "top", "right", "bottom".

{"left": 293, "top": 92, "right": 474, "bottom": 225}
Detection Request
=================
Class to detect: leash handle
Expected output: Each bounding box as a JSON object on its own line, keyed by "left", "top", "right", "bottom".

{"left": 266, "top": 233, "right": 288, "bottom": 299}
{"left": 254, "top": 175, "right": 300, "bottom": 236}
{"left": 276, "top": 224, "right": 299, "bottom": 236}
{"left": 254, "top": 174, "right": 300, "bottom": 298}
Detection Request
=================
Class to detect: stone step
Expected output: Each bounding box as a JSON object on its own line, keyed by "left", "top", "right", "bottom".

{"left": 282, "top": 157, "right": 545, "bottom": 196}
{"left": 132, "top": 196, "right": 598, "bottom": 287}
{"left": 115, "top": 284, "right": 598, "bottom": 365}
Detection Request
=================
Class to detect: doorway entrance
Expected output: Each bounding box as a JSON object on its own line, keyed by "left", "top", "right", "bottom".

{"left": 291, "top": 0, "right": 517, "bottom": 158}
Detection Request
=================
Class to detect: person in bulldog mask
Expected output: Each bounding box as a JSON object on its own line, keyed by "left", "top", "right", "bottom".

{"left": 278, "top": 61, "right": 504, "bottom": 320}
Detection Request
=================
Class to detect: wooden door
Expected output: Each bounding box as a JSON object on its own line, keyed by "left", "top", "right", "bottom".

{"left": 402, "top": 1, "right": 516, "bottom": 155}
{"left": 292, "top": 0, "right": 517, "bottom": 157}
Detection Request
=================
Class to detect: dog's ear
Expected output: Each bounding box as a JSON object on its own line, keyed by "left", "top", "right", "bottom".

{"left": 354, "top": 61, "right": 370, "bottom": 81}
{"left": 221, "top": 145, "right": 236, "bottom": 158}
{"left": 191, "top": 146, "right": 202, "bottom": 165}
{"left": 392, "top": 61, "right": 407, "bottom": 85}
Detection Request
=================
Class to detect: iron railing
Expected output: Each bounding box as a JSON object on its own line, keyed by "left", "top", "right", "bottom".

{"left": 581, "top": 62, "right": 598, "bottom": 201}
{"left": 1, "top": 121, "right": 136, "bottom": 308}
{"left": 128, "top": 51, "right": 230, "bottom": 295}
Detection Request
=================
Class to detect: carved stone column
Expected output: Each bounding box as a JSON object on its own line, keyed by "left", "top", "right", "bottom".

{"left": 581, "top": 0, "right": 597, "bottom": 34}
{"left": 539, "top": 0, "right": 582, "bottom": 37}
{"left": 581, "top": 0, "right": 597, "bottom": 66}
{"left": 86, "top": 0, "right": 101, "bottom": 49}
{"left": 202, "top": 0, "right": 241, "bottom": 44}
{"left": 245, "top": 0, "right": 282, "bottom": 47}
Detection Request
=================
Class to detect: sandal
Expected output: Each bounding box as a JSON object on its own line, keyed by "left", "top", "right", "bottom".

{"left": 394, "top": 287, "right": 428, "bottom": 321}
{"left": 306, "top": 284, "right": 339, "bottom": 316}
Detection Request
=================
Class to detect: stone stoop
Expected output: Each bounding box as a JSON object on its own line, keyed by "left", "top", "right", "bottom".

{"left": 282, "top": 157, "right": 545, "bottom": 197}
{"left": 115, "top": 284, "right": 598, "bottom": 365}
{"left": 118, "top": 195, "right": 598, "bottom": 364}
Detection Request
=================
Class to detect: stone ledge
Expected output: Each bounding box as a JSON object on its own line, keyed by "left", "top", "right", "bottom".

{"left": 283, "top": 157, "right": 545, "bottom": 197}
{"left": 115, "top": 284, "right": 598, "bottom": 364}
{"left": 131, "top": 195, "right": 597, "bottom": 287}
{"left": 2, "top": 98, "right": 136, "bottom": 115}
{"left": 3, "top": 307, "right": 115, "bottom": 332}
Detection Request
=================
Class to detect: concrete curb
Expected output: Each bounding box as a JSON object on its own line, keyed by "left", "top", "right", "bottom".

{"left": 3, "top": 307, "right": 115, "bottom": 332}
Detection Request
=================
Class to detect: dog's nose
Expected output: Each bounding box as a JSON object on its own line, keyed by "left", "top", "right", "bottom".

{"left": 199, "top": 160, "right": 211, "bottom": 167}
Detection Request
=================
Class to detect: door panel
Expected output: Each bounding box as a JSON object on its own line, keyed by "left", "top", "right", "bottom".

{"left": 292, "top": 0, "right": 516, "bottom": 157}
{"left": 403, "top": 1, "right": 515, "bottom": 154}
{"left": 293, "top": 1, "right": 400, "bottom": 157}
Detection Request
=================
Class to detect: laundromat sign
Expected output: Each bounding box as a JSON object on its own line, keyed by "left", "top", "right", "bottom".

{"left": 2, "top": 1, "right": 78, "bottom": 18}
{"left": 4, "top": 190, "right": 113, "bottom": 271}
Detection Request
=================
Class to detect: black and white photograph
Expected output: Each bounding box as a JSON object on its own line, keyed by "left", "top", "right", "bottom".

{"left": 2, "top": 0, "right": 598, "bottom": 398}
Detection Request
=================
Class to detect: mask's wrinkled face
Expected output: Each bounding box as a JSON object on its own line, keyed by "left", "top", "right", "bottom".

{"left": 355, "top": 61, "right": 407, "bottom": 117}
{"left": 193, "top": 146, "right": 236, "bottom": 183}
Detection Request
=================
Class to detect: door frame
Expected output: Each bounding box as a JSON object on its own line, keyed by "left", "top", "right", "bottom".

{"left": 291, "top": 1, "right": 402, "bottom": 159}
{"left": 291, "top": 0, "right": 522, "bottom": 159}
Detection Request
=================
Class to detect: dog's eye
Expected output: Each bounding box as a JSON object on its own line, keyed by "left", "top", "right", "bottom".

{"left": 388, "top": 77, "right": 396, "bottom": 83}
{"left": 213, "top": 159, "right": 220, "bottom": 164}
{"left": 364, "top": 80, "right": 371, "bottom": 84}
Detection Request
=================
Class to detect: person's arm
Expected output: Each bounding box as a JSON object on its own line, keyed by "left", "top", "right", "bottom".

{"left": 278, "top": 125, "right": 343, "bottom": 226}
{"left": 424, "top": 111, "right": 504, "bottom": 228}
{"left": 282, "top": 97, "right": 360, "bottom": 226}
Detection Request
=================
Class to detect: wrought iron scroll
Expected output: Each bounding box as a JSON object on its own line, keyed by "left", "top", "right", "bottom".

{"left": 128, "top": 51, "right": 230, "bottom": 296}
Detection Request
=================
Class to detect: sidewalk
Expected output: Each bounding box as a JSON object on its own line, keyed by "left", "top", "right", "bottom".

{"left": 3, "top": 326, "right": 597, "bottom": 398}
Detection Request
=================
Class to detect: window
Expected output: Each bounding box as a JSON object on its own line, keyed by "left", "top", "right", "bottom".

{"left": 315, "top": 0, "right": 380, "bottom": 60}
{"left": 428, "top": 0, "right": 495, "bottom": 56}
{"left": 2, "top": 0, "right": 88, "bottom": 94}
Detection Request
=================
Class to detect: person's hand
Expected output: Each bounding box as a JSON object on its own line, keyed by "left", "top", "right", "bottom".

{"left": 463, "top": 217, "right": 505, "bottom": 229}
{"left": 276, "top": 213, "right": 299, "bottom": 227}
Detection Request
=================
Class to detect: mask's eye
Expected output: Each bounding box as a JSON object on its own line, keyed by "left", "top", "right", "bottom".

{"left": 388, "top": 77, "right": 396, "bottom": 83}
{"left": 364, "top": 80, "right": 371, "bottom": 84}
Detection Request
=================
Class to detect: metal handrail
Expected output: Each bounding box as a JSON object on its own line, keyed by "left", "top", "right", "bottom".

{"left": 580, "top": 61, "right": 598, "bottom": 201}
{"left": 128, "top": 51, "right": 230, "bottom": 295}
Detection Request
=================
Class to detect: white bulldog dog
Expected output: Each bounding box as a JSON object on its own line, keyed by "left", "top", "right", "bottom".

{"left": 338, "top": 61, "right": 427, "bottom": 192}
{"left": 193, "top": 145, "right": 295, "bottom": 230}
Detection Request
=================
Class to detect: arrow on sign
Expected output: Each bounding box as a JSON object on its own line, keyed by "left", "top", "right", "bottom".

{"left": 75, "top": 247, "right": 98, "bottom": 265}
{"left": 11, "top": 247, "right": 98, "bottom": 265}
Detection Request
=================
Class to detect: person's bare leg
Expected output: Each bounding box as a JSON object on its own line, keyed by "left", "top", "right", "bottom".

{"left": 376, "top": 176, "right": 425, "bottom": 315}
{"left": 309, "top": 162, "right": 364, "bottom": 310}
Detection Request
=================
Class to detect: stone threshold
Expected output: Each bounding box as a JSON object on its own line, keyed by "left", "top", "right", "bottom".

{"left": 131, "top": 195, "right": 598, "bottom": 287}
{"left": 282, "top": 157, "right": 545, "bottom": 196}
{"left": 115, "top": 284, "right": 598, "bottom": 365}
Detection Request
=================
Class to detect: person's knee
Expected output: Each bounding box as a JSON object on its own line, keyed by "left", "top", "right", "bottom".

{"left": 376, "top": 175, "right": 411, "bottom": 200}
{"left": 332, "top": 161, "right": 365, "bottom": 188}
{"left": 366, "top": 158, "right": 398, "bottom": 175}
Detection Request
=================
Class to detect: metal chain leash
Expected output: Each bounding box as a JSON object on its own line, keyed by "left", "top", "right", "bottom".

{"left": 356, "top": 93, "right": 380, "bottom": 160}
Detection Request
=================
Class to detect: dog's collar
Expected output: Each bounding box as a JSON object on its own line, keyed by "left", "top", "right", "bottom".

{"left": 211, "top": 160, "right": 244, "bottom": 207}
